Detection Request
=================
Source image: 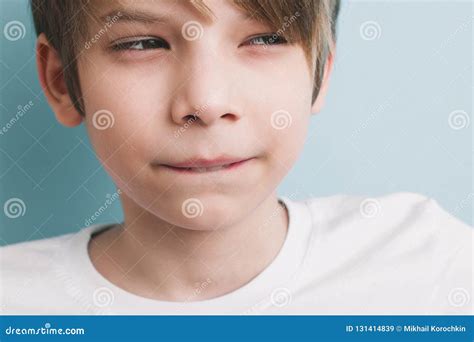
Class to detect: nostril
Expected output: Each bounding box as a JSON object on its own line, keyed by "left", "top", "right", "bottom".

{"left": 221, "top": 113, "right": 237, "bottom": 120}
{"left": 183, "top": 114, "right": 199, "bottom": 122}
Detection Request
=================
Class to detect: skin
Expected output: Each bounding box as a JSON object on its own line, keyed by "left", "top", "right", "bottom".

{"left": 36, "top": 0, "right": 334, "bottom": 301}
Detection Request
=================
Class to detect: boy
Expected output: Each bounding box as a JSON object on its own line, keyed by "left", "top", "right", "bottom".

{"left": 1, "top": 0, "right": 472, "bottom": 315}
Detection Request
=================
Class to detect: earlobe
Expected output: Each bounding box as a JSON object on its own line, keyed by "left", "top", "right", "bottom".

{"left": 311, "top": 52, "right": 335, "bottom": 115}
{"left": 36, "top": 33, "right": 83, "bottom": 127}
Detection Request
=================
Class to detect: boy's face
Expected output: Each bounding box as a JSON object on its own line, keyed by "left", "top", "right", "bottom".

{"left": 51, "top": 0, "right": 331, "bottom": 230}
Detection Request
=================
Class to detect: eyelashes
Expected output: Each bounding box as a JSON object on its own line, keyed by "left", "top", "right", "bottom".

{"left": 245, "top": 34, "right": 287, "bottom": 46}
{"left": 109, "top": 33, "right": 288, "bottom": 52}
{"left": 110, "top": 37, "right": 170, "bottom": 51}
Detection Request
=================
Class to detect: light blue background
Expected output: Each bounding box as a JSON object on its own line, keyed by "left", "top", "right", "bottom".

{"left": 1, "top": 0, "right": 472, "bottom": 245}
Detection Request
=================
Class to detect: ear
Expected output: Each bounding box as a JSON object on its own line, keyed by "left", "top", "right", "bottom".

{"left": 36, "top": 33, "right": 83, "bottom": 127}
{"left": 311, "top": 51, "right": 335, "bottom": 115}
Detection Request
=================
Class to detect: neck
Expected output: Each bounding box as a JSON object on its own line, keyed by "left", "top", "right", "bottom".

{"left": 88, "top": 192, "right": 288, "bottom": 302}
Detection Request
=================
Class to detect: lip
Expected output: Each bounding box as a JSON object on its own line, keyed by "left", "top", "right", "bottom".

{"left": 164, "top": 157, "right": 253, "bottom": 168}
{"left": 160, "top": 157, "right": 255, "bottom": 173}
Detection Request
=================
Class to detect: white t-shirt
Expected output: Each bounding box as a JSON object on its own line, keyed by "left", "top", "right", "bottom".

{"left": 1, "top": 192, "right": 472, "bottom": 315}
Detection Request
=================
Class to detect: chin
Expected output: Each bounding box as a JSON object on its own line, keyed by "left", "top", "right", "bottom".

{"left": 155, "top": 195, "right": 245, "bottom": 231}
{"left": 181, "top": 197, "right": 242, "bottom": 229}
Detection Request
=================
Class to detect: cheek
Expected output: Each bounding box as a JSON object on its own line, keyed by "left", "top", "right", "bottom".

{"left": 250, "top": 64, "right": 313, "bottom": 174}
{"left": 82, "top": 61, "right": 170, "bottom": 127}
{"left": 80, "top": 58, "right": 174, "bottom": 162}
{"left": 263, "top": 110, "right": 310, "bottom": 180}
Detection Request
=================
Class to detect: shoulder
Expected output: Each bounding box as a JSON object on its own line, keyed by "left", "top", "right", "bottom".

{"left": 305, "top": 191, "right": 435, "bottom": 219}
{"left": 314, "top": 190, "right": 472, "bottom": 260}
{"left": 297, "top": 192, "right": 472, "bottom": 313}
{"left": 0, "top": 232, "right": 75, "bottom": 270}
{"left": 0, "top": 232, "right": 79, "bottom": 294}
{"left": 0, "top": 232, "right": 75, "bottom": 312}
{"left": 0, "top": 225, "right": 110, "bottom": 314}
{"left": 304, "top": 191, "right": 471, "bottom": 239}
{"left": 303, "top": 191, "right": 472, "bottom": 259}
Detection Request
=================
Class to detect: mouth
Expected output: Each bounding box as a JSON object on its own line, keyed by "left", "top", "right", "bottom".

{"left": 160, "top": 157, "right": 255, "bottom": 174}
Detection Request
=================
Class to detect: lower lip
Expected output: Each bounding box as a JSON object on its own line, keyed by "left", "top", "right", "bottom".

{"left": 161, "top": 158, "right": 254, "bottom": 174}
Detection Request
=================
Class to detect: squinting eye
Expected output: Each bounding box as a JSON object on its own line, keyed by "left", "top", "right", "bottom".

{"left": 111, "top": 37, "right": 169, "bottom": 51}
{"left": 246, "top": 34, "right": 287, "bottom": 46}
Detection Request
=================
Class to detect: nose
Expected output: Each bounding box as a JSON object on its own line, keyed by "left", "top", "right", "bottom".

{"left": 170, "top": 51, "right": 242, "bottom": 127}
